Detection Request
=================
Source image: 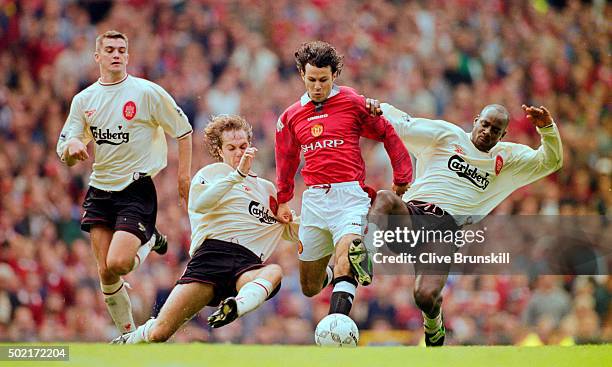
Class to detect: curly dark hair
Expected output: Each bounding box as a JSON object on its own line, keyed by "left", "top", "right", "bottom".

{"left": 294, "top": 41, "right": 344, "bottom": 75}
{"left": 204, "top": 115, "right": 253, "bottom": 161}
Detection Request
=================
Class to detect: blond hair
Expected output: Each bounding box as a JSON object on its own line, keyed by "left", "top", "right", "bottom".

{"left": 95, "top": 30, "right": 129, "bottom": 52}
{"left": 204, "top": 115, "right": 253, "bottom": 161}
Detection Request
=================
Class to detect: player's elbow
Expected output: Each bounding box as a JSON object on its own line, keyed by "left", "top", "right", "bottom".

{"left": 193, "top": 197, "right": 217, "bottom": 212}
{"left": 544, "top": 154, "right": 563, "bottom": 172}
{"left": 300, "top": 280, "right": 322, "bottom": 298}
{"left": 107, "top": 258, "right": 133, "bottom": 276}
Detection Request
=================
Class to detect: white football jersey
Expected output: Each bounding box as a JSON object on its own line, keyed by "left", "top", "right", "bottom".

{"left": 56, "top": 75, "right": 192, "bottom": 191}
{"left": 381, "top": 103, "right": 563, "bottom": 224}
{"left": 188, "top": 163, "right": 299, "bottom": 260}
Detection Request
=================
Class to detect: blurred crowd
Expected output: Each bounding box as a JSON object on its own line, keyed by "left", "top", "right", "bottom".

{"left": 0, "top": 0, "right": 610, "bottom": 345}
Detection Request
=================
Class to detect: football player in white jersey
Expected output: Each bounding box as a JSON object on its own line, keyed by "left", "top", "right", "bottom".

{"left": 365, "top": 99, "right": 563, "bottom": 346}
{"left": 112, "top": 115, "right": 298, "bottom": 344}
{"left": 56, "top": 31, "right": 193, "bottom": 336}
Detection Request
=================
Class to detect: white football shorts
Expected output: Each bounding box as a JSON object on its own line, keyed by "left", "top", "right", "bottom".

{"left": 298, "top": 181, "right": 370, "bottom": 261}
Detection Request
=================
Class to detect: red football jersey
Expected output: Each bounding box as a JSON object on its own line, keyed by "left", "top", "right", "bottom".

{"left": 275, "top": 85, "right": 412, "bottom": 204}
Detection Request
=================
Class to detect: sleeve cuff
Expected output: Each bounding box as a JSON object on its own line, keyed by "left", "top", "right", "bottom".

{"left": 228, "top": 170, "right": 246, "bottom": 183}
{"left": 536, "top": 122, "right": 556, "bottom": 134}
{"left": 177, "top": 130, "right": 193, "bottom": 140}
{"left": 277, "top": 192, "right": 293, "bottom": 204}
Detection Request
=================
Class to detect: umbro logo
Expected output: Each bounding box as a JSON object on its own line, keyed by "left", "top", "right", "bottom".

{"left": 138, "top": 222, "right": 146, "bottom": 233}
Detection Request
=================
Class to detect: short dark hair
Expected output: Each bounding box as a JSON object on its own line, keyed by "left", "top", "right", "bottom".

{"left": 294, "top": 41, "right": 344, "bottom": 75}
{"left": 96, "top": 30, "right": 128, "bottom": 52}
{"left": 204, "top": 115, "right": 253, "bottom": 161}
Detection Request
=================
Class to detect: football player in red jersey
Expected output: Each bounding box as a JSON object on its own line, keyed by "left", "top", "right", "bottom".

{"left": 275, "top": 41, "right": 412, "bottom": 317}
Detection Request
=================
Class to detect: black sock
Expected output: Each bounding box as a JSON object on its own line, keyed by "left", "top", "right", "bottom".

{"left": 329, "top": 276, "right": 357, "bottom": 316}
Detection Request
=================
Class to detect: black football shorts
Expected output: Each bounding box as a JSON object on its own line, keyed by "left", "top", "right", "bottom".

{"left": 81, "top": 176, "right": 157, "bottom": 244}
{"left": 177, "top": 239, "right": 281, "bottom": 306}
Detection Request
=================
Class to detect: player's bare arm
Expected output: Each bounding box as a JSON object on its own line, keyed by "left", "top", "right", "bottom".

{"left": 177, "top": 134, "right": 193, "bottom": 208}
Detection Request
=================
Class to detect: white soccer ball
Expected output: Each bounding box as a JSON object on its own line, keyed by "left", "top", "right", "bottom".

{"left": 314, "top": 313, "right": 359, "bottom": 347}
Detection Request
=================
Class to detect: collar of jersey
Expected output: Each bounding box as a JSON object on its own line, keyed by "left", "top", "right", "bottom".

{"left": 98, "top": 74, "right": 129, "bottom": 86}
{"left": 300, "top": 84, "right": 340, "bottom": 106}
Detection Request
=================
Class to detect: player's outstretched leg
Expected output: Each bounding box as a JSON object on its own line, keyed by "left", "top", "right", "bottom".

{"left": 208, "top": 264, "right": 282, "bottom": 328}
{"left": 112, "top": 282, "right": 215, "bottom": 344}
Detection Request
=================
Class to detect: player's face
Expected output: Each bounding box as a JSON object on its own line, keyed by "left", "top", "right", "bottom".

{"left": 95, "top": 38, "right": 129, "bottom": 75}
{"left": 301, "top": 64, "right": 337, "bottom": 103}
{"left": 219, "top": 129, "right": 249, "bottom": 169}
{"left": 471, "top": 109, "right": 507, "bottom": 152}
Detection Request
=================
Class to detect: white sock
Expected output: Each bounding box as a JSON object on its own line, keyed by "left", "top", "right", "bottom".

{"left": 102, "top": 280, "right": 135, "bottom": 334}
{"left": 332, "top": 280, "right": 357, "bottom": 301}
{"left": 235, "top": 278, "right": 273, "bottom": 317}
{"left": 131, "top": 234, "right": 156, "bottom": 271}
{"left": 125, "top": 318, "right": 155, "bottom": 344}
{"left": 322, "top": 265, "right": 334, "bottom": 288}
{"left": 423, "top": 310, "right": 442, "bottom": 332}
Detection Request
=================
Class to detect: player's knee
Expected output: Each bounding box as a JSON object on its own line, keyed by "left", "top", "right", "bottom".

{"left": 413, "top": 285, "right": 442, "bottom": 311}
{"left": 148, "top": 325, "right": 171, "bottom": 343}
{"left": 266, "top": 264, "right": 283, "bottom": 281}
{"left": 300, "top": 279, "right": 321, "bottom": 297}
{"left": 106, "top": 257, "right": 133, "bottom": 276}
{"left": 375, "top": 190, "right": 398, "bottom": 209}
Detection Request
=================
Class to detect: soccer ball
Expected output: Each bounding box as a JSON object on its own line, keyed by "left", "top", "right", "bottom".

{"left": 314, "top": 313, "right": 359, "bottom": 347}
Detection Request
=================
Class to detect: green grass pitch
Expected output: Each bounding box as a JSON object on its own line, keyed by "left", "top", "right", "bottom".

{"left": 1, "top": 344, "right": 610, "bottom": 367}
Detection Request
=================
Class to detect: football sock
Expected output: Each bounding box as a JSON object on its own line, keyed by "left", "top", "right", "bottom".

{"left": 423, "top": 310, "right": 443, "bottom": 333}
{"left": 131, "top": 234, "right": 156, "bottom": 271}
{"left": 101, "top": 280, "right": 135, "bottom": 334}
{"left": 236, "top": 278, "right": 273, "bottom": 317}
{"left": 125, "top": 318, "right": 155, "bottom": 344}
{"left": 329, "top": 276, "right": 357, "bottom": 315}
{"left": 321, "top": 265, "right": 334, "bottom": 289}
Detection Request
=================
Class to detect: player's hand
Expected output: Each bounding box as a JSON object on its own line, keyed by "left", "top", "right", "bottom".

{"left": 237, "top": 146, "right": 257, "bottom": 176}
{"left": 365, "top": 97, "right": 382, "bottom": 116}
{"left": 522, "top": 105, "right": 553, "bottom": 128}
{"left": 392, "top": 183, "right": 409, "bottom": 197}
{"left": 276, "top": 202, "right": 293, "bottom": 223}
{"left": 65, "top": 139, "right": 89, "bottom": 165}
{"left": 178, "top": 176, "right": 190, "bottom": 208}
